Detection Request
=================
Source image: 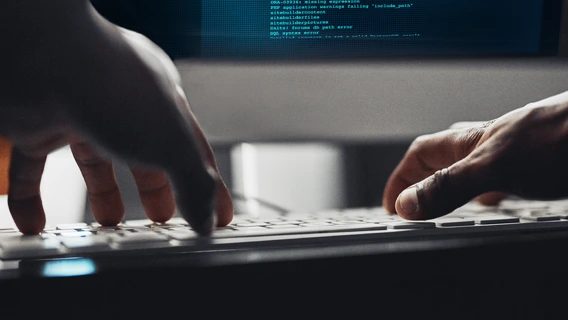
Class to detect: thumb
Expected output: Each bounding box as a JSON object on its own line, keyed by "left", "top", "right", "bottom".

{"left": 395, "top": 157, "right": 491, "bottom": 220}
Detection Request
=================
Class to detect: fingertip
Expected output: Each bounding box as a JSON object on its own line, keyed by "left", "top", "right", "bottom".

{"left": 215, "top": 182, "right": 234, "bottom": 227}
{"left": 17, "top": 224, "right": 45, "bottom": 235}
{"left": 171, "top": 167, "right": 218, "bottom": 236}
{"left": 476, "top": 191, "right": 507, "bottom": 206}
{"left": 192, "top": 212, "right": 216, "bottom": 236}
{"left": 395, "top": 186, "right": 424, "bottom": 220}
{"left": 15, "top": 220, "right": 45, "bottom": 235}
{"left": 95, "top": 214, "right": 124, "bottom": 227}
{"left": 8, "top": 197, "right": 46, "bottom": 235}
{"left": 89, "top": 190, "right": 125, "bottom": 226}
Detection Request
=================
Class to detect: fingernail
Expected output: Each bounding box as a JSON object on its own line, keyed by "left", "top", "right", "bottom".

{"left": 399, "top": 187, "right": 419, "bottom": 215}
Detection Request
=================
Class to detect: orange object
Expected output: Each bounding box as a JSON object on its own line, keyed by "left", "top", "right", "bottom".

{"left": 0, "top": 136, "right": 12, "bottom": 195}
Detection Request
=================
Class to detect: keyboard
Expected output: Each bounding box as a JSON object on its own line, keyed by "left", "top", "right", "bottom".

{"left": 1, "top": 198, "right": 568, "bottom": 261}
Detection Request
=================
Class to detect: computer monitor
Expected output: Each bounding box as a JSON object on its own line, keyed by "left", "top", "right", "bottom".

{"left": 91, "top": 0, "right": 568, "bottom": 145}
{"left": 93, "top": 0, "right": 565, "bottom": 60}
{"left": 202, "top": 0, "right": 564, "bottom": 60}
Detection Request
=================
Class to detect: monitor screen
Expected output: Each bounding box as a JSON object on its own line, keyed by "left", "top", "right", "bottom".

{"left": 90, "top": 0, "right": 568, "bottom": 147}
{"left": 202, "top": 0, "right": 562, "bottom": 59}
{"left": 92, "top": 0, "right": 563, "bottom": 60}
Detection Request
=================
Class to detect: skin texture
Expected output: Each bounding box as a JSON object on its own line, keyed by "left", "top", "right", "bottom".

{"left": 0, "top": 1, "right": 233, "bottom": 235}
{"left": 383, "top": 90, "right": 568, "bottom": 220}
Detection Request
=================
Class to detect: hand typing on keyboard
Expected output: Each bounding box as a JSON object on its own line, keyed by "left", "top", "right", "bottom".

{"left": 383, "top": 90, "right": 568, "bottom": 221}
{"left": 0, "top": 1, "right": 233, "bottom": 235}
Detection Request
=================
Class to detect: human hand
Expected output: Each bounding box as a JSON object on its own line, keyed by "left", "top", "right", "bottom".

{"left": 382, "top": 90, "right": 568, "bottom": 220}
{"left": 0, "top": 1, "right": 233, "bottom": 235}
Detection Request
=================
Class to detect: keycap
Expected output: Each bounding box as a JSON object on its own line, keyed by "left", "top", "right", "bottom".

{"left": 299, "top": 222, "right": 335, "bottom": 227}
{"left": 0, "top": 235, "right": 61, "bottom": 259}
{"left": 269, "top": 220, "right": 303, "bottom": 225}
{"left": 434, "top": 218, "right": 475, "bottom": 227}
{"left": 60, "top": 236, "right": 111, "bottom": 252}
{"left": 107, "top": 232, "right": 170, "bottom": 249}
{"left": 362, "top": 218, "right": 398, "bottom": 223}
{"left": 212, "top": 223, "right": 387, "bottom": 238}
{"left": 475, "top": 216, "right": 520, "bottom": 225}
{"left": 165, "top": 217, "right": 190, "bottom": 225}
{"left": 122, "top": 219, "right": 154, "bottom": 227}
{"left": 520, "top": 213, "right": 561, "bottom": 222}
{"left": 382, "top": 221, "right": 436, "bottom": 229}
{"left": 301, "top": 219, "right": 336, "bottom": 224}
{"left": 160, "top": 229, "right": 198, "bottom": 241}
{"left": 231, "top": 226, "right": 269, "bottom": 231}
{"left": 529, "top": 208, "right": 568, "bottom": 219}
{"left": 331, "top": 220, "right": 367, "bottom": 225}
{"left": 59, "top": 231, "right": 93, "bottom": 237}
{"left": 235, "top": 223, "right": 269, "bottom": 227}
{"left": 56, "top": 223, "right": 89, "bottom": 230}
{"left": 265, "top": 224, "right": 303, "bottom": 229}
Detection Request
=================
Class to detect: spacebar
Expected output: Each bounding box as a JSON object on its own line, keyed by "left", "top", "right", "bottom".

{"left": 213, "top": 224, "right": 387, "bottom": 238}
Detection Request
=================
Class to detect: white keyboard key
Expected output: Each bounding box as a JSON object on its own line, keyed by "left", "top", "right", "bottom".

{"left": 165, "top": 217, "right": 190, "bottom": 225}
{"left": 231, "top": 226, "right": 268, "bottom": 231}
{"left": 383, "top": 221, "right": 436, "bottom": 229}
{"left": 521, "top": 214, "right": 561, "bottom": 222}
{"left": 213, "top": 223, "right": 387, "bottom": 238}
{"left": 56, "top": 223, "right": 89, "bottom": 230}
{"left": 266, "top": 224, "right": 303, "bottom": 229}
{"left": 299, "top": 222, "right": 334, "bottom": 227}
{"left": 0, "top": 235, "right": 61, "bottom": 259}
{"left": 122, "top": 219, "right": 154, "bottom": 227}
{"left": 91, "top": 226, "right": 126, "bottom": 235}
{"left": 434, "top": 218, "right": 475, "bottom": 227}
{"left": 0, "top": 228, "right": 19, "bottom": 234}
{"left": 363, "top": 218, "right": 398, "bottom": 223}
{"left": 108, "top": 232, "right": 171, "bottom": 249}
{"left": 60, "top": 236, "right": 111, "bottom": 252}
{"left": 269, "top": 220, "right": 303, "bottom": 225}
{"left": 59, "top": 231, "right": 94, "bottom": 237}
{"left": 235, "top": 223, "right": 269, "bottom": 227}
{"left": 475, "top": 216, "right": 520, "bottom": 225}
{"left": 300, "top": 219, "right": 336, "bottom": 224}
{"left": 160, "top": 229, "right": 198, "bottom": 241}
{"left": 331, "top": 220, "right": 367, "bottom": 225}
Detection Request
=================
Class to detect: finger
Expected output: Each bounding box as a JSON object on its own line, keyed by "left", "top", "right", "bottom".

{"left": 66, "top": 76, "right": 218, "bottom": 235}
{"left": 173, "top": 87, "right": 234, "bottom": 227}
{"left": 382, "top": 128, "right": 483, "bottom": 214}
{"left": 475, "top": 191, "right": 508, "bottom": 206}
{"left": 130, "top": 167, "right": 176, "bottom": 223}
{"left": 395, "top": 152, "right": 496, "bottom": 220}
{"left": 0, "top": 136, "right": 12, "bottom": 195}
{"left": 7, "top": 148, "right": 47, "bottom": 234}
{"left": 449, "top": 121, "right": 485, "bottom": 130}
{"left": 67, "top": 24, "right": 230, "bottom": 234}
{"left": 70, "top": 142, "right": 125, "bottom": 226}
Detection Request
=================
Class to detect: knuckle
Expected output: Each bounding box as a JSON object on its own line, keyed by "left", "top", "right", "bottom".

{"left": 75, "top": 156, "right": 107, "bottom": 168}
{"left": 408, "top": 134, "right": 431, "bottom": 153}
{"left": 431, "top": 168, "right": 450, "bottom": 195}
{"left": 456, "top": 127, "right": 485, "bottom": 153}
{"left": 518, "top": 104, "right": 550, "bottom": 125}
{"left": 203, "top": 165, "right": 221, "bottom": 191}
